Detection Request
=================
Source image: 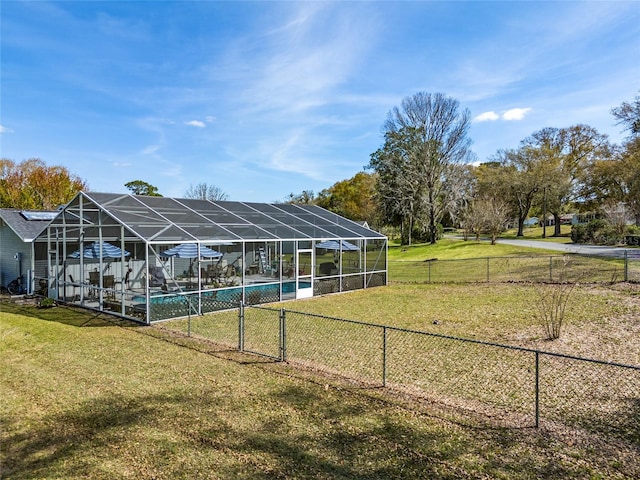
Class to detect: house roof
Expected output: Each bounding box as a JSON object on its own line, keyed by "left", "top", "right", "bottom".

{"left": 0, "top": 209, "right": 58, "bottom": 242}
{"left": 43, "top": 192, "right": 386, "bottom": 244}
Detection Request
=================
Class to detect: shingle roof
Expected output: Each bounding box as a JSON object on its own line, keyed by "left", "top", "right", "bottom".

{"left": 0, "top": 209, "right": 58, "bottom": 242}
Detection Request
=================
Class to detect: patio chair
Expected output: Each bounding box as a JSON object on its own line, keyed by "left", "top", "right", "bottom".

{"left": 68, "top": 274, "right": 84, "bottom": 301}
{"left": 115, "top": 268, "right": 131, "bottom": 291}
{"left": 88, "top": 271, "right": 100, "bottom": 297}
{"left": 149, "top": 266, "right": 166, "bottom": 288}
{"left": 103, "top": 275, "right": 115, "bottom": 299}
{"left": 319, "top": 262, "right": 337, "bottom": 276}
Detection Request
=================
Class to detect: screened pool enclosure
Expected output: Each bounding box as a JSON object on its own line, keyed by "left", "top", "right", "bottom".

{"left": 35, "top": 192, "right": 387, "bottom": 323}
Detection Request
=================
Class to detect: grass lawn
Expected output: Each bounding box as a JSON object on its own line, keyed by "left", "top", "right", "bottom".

{"left": 501, "top": 225, "right": 574, "bottom": 242}
{"left": 267, "top": 283, "right": 640, "bottom": 366}
{"left": 3, "top": 291, "right": 639, "bottom": 479}
{"left": 387, "top": 238, "right": 562, "bottom": 262}
{"left": 387, "top": 228, "right": 575, "bottom": 263}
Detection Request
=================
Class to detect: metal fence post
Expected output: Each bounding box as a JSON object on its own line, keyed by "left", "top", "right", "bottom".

{"left": 238, "top": 301, "right": 245, "bottom": 352}
{"left": 486, "top": 257, "right": 490, "bottom": 282}
{"left": 549, "top": 256, "right": 553, "bottom": 283}
{"left": 624, "top": 250, "right": 628, "bottom": 282}
{"left": 187, "top": 309, "right": 191, "bottom": 337}
{"left": 428, "top": 260, "right": 431, "bottom": 283}
{"left": 535, "top": 351, "right": 540, "bottom": 428}
{"left": 279, "top": 308, "right": 287, "bottom": 362}
{"left": 382, "top": 326, "right": 387, "bottom": 387}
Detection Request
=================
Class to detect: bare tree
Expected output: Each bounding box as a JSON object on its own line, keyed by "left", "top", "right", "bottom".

{"left": 611, "top": 91, "right": 640, "bottom": 138}
{"left": 461, "top": 195, "right": 509, "bottom": 244}
{"left": 480, "top": 196, "right": 510, "bottom": 245}
{"left": 369, "top": 92, "right": 474, "bottom": 244}
{"left": 185, "top": 182, "right": 228, "bottom": 201}
{"left": 284, "top": 190, "right": 316, "bottom": 204}
{"left": 460, "top": 202, "right": 484, "bottom": 241}
{"left": 602, "top": 199, "right": 630, "bottom": 235}
{"left": 533, "top": 257, "right": 579, "bottom": 340}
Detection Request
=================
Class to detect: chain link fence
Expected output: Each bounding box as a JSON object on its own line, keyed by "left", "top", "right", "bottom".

{"left": 164, "top": 305, "right": 639, "bottom": 444}
{"left": 390, "top": 252, "right": 640, "bottom": 284}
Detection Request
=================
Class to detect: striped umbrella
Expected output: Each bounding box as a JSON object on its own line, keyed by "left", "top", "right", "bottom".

{"left": 160, "top": 243, "right": 223, "bottom": 258}
{"left": 69, "top": 241, "right": 130, "bottom": 259}
{"left": 315, "top": 240, "right": 359, "bottom": 251}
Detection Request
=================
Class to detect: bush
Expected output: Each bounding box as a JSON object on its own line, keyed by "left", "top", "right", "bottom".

{"left": 38, "top": 297, "right": 56, "bottom": 308}
{"left": 571, "top": 224, "right": 586, "bottom": 243}
{"left": 571, "top": 219, "right": 626, "bottom": 245}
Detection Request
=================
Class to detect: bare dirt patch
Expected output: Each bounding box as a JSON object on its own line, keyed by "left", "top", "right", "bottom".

{"left": 507, "top": 284, "right": 640, "bottom": 365}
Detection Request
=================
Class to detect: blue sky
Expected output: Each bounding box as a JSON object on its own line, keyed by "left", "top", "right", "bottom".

{"left": 1, "top": 1, "right": 639, "bottom": 203}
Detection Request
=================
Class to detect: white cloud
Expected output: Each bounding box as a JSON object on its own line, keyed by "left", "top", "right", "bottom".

{"left": 474, "top": 111, "right": 500, "bottom": 122}
{"left": 141, "top": 145, "right": 160, "bottom": 155}
{"left": 502, "top": 108, "right": 532, "bottom": 121}
{"left": 0, "top": 125, "right": 14, "bottom": 133}
{"left": 205, "top": 116, "right": 216, "bottom": 123}
{"left": 112, "top": 161, "right": 132, "bottom": 167}
{"left": 185, "top": 120, "right": 206, "bottom": 128}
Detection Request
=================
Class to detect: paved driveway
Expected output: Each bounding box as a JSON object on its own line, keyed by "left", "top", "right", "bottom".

{"left": 495, "top": 238, "right": 639, "bottom": 259}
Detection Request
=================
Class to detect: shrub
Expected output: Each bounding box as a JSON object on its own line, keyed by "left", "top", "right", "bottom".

{"left": 571, "top": 219, "right": 626, "bottom": 245}
{"left": 571, "top": 223, "right": 586, "bottom": 243}
{"left": 38, "top": 297, "right": 56, "bottom": 308}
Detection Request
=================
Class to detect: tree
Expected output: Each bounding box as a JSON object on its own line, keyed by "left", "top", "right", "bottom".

{"left": 369, "top": 128, "right": 427, "bottom": 244}
{"left": 611, "top": 91, "right": 640, "bottom": 137}
{"left": 523, "top": 125, "right": 610, "bottom": 236}
{"left": 316, "top": 172, "right": 379, "bottom": 228}
{"left": 588, "top": 139, "right": 640, "bottom": 225}
{"left": 125, "top": 180, "right": 162, "bottom": 196}
{"left": 460, "top": 194, "right": 509, "bottom": 244}
{"left": 609, "top": 93, "right": 640, "bottom": 225}
{"left": 184, "top": 182, "right": 228, "bottom": 201}
{"left": 284, "top": 190, "right": 317, "bottom": 204}
{"left": 0, "top": 158, "right": 87, "bottom": 209}
{"left": 441, "top": 163, "right": 476, "bottom": 229}
{"left": 369, "top": 92, "right": 474, "bottom": 244}
{"left": 479, "top": 149, "right": 542, "bottom": 237}
{"left": 479, "top": 195, "right": 511, "bottom": 245}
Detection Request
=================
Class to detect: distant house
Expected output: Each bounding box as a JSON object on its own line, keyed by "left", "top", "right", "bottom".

{"left": 0, "top": 209, "right": 58, "bottom": 293}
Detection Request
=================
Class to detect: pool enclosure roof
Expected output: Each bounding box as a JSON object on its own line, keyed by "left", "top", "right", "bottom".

{"left": 54, "top": 192, "right": 385, "bottom": 243}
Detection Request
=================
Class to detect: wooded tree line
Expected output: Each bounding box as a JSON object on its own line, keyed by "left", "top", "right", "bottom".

{"left": 293, "top": 92, "right": 639, "bottom": 245}
{"left": 2, "top": 92, "right": 638, "bottom": 247}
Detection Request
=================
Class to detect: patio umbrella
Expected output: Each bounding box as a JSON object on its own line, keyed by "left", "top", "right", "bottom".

{"left": 315, "top": 240, "right": 359, "bottom": 251}
{"left": 160, "top": 243, "right": 223, "bottom": 259}
{"left": 69, "top": 241, "right": 130, "bottom": 259}
{"left": 161, "top": 243, "right": 223, "bottom": 282}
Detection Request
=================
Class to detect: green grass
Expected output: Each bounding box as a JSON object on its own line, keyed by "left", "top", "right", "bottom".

{"left": 501, "top": 225, "right": 574, "bottom": 241}
{"left": 2, "top": 297, "right": 639, "bottom": 479}
{"left": 387, "top": 238, "right": 561, "bottom": 262}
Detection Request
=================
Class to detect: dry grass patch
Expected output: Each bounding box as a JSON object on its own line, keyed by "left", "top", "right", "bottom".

{"left": 270, "top": 283, "right": 640, "bottom": 366}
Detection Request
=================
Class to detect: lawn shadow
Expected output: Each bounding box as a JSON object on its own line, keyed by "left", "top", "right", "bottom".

{"left": 0, "top": 297, "right": 137, "bottom": 328}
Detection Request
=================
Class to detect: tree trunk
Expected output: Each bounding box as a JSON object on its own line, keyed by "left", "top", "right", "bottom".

{"left": 429, "top": 189, "right": 437, "bottom": 244}
{"left": 517, "top": 216, "right": 525, "bottom": 237}
{"left": 553, "top": 213, "right": 562, "bottom": 236}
